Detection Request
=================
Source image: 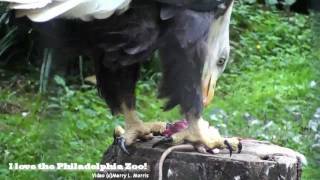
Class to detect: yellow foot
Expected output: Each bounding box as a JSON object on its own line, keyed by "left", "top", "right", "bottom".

{"left": 153, "top": 118, "right": 242, "bottom": 156}
{"left": 114, "top": 122, "right": 167, "bottom": 154}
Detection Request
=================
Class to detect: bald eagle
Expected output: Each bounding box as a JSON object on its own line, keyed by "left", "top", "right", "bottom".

{"left": 2, "top": 0, "right": 241, "bottom": 154}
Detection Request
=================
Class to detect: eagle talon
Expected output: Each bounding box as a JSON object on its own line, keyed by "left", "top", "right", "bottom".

{"left": 117, "top": 137, "right": 130, "bottom": 155}
{"left": 224, "top": 140, "right": 234, "bottom": 157}
{"left": 238, "top": 142, "right": 242, "bottom": 153}
{"left": 152, "top": 137, "right": 173, "bottom": 148}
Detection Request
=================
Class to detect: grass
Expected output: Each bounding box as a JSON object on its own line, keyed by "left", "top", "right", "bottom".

{"left": 0, "top": 2, "right": 320, "bottom": 180}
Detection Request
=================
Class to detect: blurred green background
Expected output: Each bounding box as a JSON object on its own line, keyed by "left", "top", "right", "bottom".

{"left": 0, "top": 0, "right": 320, "bottom": 179}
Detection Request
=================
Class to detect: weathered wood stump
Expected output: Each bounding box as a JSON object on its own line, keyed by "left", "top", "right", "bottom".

{"left": 97, "top": 137, "right": 305, "bottom": 180}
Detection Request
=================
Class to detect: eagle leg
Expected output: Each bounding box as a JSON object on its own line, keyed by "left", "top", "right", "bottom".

{"left": 114, "top": 104, "right": 167, "bottom": 154}
{"left": 94, "top": 54, "right": 166, "bottom": 154}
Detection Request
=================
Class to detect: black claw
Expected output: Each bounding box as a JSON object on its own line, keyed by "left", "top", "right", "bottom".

{"left": 152, "top": 137, "right": 173, "bottom": 148}
{"left": 224, "top": 140, "right": 233, "bottom": 157}
{"left": 238, "top": 142, "right": 242, "bottom": 153}
{"left": 117, "top": 137, "right": 130, "bottom": 155}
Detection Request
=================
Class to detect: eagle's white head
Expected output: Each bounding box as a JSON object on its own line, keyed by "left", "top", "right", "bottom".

{"left": 202, "top": 1, "right": 233, "bottom": 105}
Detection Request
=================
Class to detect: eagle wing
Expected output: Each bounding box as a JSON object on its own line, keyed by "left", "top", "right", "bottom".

{"left": 2, "top": 0, "right": 232, "bottom": 22}
{"left": 2, "top": 0, "right": 131, "bottom": 22}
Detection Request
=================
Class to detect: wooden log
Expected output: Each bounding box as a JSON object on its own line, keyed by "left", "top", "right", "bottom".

{"left": 97, "top": 137, "right": 305, "bottom": 180}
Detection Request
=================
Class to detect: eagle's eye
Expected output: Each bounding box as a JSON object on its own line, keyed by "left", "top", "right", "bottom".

{"left": 217, "top": 57, "right": 227, "bottom": 67}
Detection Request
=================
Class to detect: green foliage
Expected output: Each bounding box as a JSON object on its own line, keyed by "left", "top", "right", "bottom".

{"left": 312, "top": 13, "right": 320, "bottom": 59}
{"left": 0, "top": 6, "right": 33, "bottom": 68}
{"left": 0, "top": 2, "right": 7, "bottom": 13}
{"left": 39, "top": 49, "right": 53, "bottom": 94}
{"left": 242, "top": 0, "right": 296, "bottom": 6}
{"left": 0, "top": 2, "right": 319, "bottom": 180}
{"left": 0, "top": 13, "right": 18, "bottom": 65}
{"left": 265, "top": 0, "right": 295, "bottom": 6}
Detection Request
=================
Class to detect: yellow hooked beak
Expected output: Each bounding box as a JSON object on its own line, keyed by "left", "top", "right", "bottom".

{"left": 202, "top": 74, "right": 216, "bottom": 106}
